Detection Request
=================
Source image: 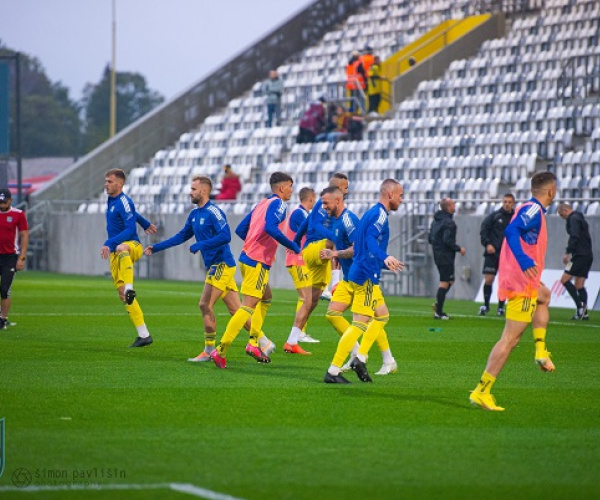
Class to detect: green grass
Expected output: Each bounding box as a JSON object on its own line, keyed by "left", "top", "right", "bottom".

{"left": 1, "top": 271, "right": 599, "bottom": 499}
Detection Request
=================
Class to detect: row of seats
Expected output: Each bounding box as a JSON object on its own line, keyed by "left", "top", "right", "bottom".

{"left": 84, "top": 0, "right": 600, "bottom": 216}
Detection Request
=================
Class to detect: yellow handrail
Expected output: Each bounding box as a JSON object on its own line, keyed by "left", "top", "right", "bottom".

{"left": 394, "top": 19, "right": 463, "bottom": 75}
{"left": 379, "top": 14, "right": 491, "bottom": 114}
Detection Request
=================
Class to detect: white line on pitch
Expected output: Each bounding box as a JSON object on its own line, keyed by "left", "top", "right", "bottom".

{"left": 170, "top": 483, "right": 245, "bottom": 499}
{"left": 0, "top": 482, "right": 246, "bottom": 499}
{"left": 10, "top": 309, "right": 600, "bottom": 328}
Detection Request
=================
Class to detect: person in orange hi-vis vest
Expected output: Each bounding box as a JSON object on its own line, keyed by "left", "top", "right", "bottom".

{"left": 360, "top": 45, "right": 374, "bottom": 77}
{"left": 470, "top": 171, "right": 558, "bottom": 411}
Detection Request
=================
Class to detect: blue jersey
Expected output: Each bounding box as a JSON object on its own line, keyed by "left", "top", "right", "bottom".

{"left": 105, "top": 193, "right": 140, "bottom": 252}
{"left": 152, "top": 201, "right": 235, "bottom": 269}
{"left": 332, "top": 208, "right": 359, "bottom": 279}
{"left": 505, "top": 197, "right": 546, "bottom": 271}
{"left": 294, "top": 199, "right": 335, "bottom": 248}
{"left": 288, "top": 205, "right": 309, "bottom": 233}
{"left": 348, "top": 202, "right": 390, "bottom": 285}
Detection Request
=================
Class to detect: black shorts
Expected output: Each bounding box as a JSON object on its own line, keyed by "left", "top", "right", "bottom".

{"left": 0, "top": 253, "right": 18, "bottom": 298}
{"left": 565, "top": 255, "right": 593, "bottom": 278}
{"left": 436, "top": 264, "right": 455, "bottom": 282}
{"left": 482, "top": 253, "right": 500, "bottom": 275}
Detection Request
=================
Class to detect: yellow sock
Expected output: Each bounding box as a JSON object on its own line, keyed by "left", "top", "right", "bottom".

{"left": 326, "top": 309, "right": 350, "bottom": 336}
{"left": 296, "top": 299, "right": 307, "bottom": 332}
{"left": 218, "top": 306, "right": 253, "bottom": 356}
{"left": 474, "top": 371, "right": 496, "bottom": 394}
{"left": 249, "top": 300, "right": 271, "bottom": 346}
{"left": 358, "top": 315, "right": 388, "bottom": 358}
{"left": 533, "top": 328, "right": 547, "bottom": 356}
{"left": 375, "top": 329, "right": 390, "bottom": 352}
{"left": 332, "top": 321, "right": 367, "bottom": 367}
{"left": 125, "top": 299, "right": 145, "bottom": 328}
{"left": 118, "top": 251, "right": 134, "bottom": 286}
{"left": 205, "top": 331, "right": 216, "bottom": 349}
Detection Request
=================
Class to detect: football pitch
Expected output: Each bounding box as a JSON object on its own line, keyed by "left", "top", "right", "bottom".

{"left": 1, "top": 272, "right": 599, "bottom": 499}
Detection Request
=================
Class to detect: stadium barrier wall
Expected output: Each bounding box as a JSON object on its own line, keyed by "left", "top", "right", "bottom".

{"left": 46, "top": 212, "right": 600, "bottom": 306}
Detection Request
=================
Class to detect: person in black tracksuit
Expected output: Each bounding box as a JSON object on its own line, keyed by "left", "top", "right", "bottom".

{"left": 558, "top": 203, "right": 594, "bottom": 320}
{"left": 428, "top": 198, "right": 465, "bottom": 319}
{"left": 478, "top": 193, "right": 515, "bottom": 317}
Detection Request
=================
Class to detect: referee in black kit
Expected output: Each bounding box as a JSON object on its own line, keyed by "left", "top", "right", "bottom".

{"left": 558, "top": 203, "right": 594, "bottom": 320}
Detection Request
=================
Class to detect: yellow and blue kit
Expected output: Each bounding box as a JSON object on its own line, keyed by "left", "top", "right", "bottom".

{"left": 151, "top": 201, "right": 235, "bottom": 268}
{"left": 348, "top": 202, "right": 390, "bottom": 286}
{"left": 332, "top": 208, "right": 360, "bottom": 279}
{"left": 104, "top": 193, "right": 150, "bottom": 251}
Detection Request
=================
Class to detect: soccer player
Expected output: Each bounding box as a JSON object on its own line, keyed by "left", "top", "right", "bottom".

{"left": 0, "top": 188, "right": 28, "bottom": 329}
{"left": 210, "top": 172, "right": 301, "bottom": 368}
{"left": 478, "top": 193, "right": 515, "bottom": 316}
{"left": 557, "top": 202, "right": 593, "bottom": 320}
{"left": 284, "top": 172, "right": 349, "bottom": 354}
{"left": 144, "top": 176, "right": 275, "bottom": 361}
{"left": 428, "top": 198, "right": 466, "bottom": 320}
{"left": 470, "top": 172, "right": 557, "bottom": 411}
{"left": 324, "top": 179, "right": 404, "bottom": 384}
{"left": 319, "top": 186, "right": 398, "bottom": 376}
{"left": 284, "top": 186, "right": 317, "bottom": 342}
{"left": 101, "top": 169, "right": 156, "bottom": 348}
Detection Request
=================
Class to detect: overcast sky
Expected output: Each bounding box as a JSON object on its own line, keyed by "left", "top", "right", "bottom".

{"left": 0, "top": 0, "right": 313, "bottom": 102}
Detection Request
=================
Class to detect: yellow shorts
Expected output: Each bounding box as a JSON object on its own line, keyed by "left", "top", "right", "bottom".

{"left": 240, "top": 262, "right": 270, "bottom": 299}
{"left": 331, "top": 280, "right": 354, "bottom": 307}
{"left": 206, "top": 263, "right": 238, "bottom": 298}
{"left": 302, "top": 240, "right": 331, "bottom": 289}
{"left": 349, "top": 280, "right": 385, "bottom": 317}
{"left": 110, "top": 240, "right": 143, "bottom": 288}
{"left": 506, "top": 296, "right": 538, "bottom": 323}
{"left": 287, "top": 265, "right": 312, "bottom": 290}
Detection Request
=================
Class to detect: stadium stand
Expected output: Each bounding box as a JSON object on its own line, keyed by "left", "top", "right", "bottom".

{"left": 78, "top": 0, "right": 597, "bottom": 221}
{"left": 32, "top": 0, "right": 600, "bottom": 299}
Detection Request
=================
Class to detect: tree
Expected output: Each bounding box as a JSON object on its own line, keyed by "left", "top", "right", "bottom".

{"left": 82, "top": 65, "right": 164, "bottom": 151}
{"left": 0, "top": 42, "right": 81, "bottom": 157}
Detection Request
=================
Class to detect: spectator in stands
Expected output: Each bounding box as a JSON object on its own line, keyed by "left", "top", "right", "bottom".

{"left": 558, "top": 202, "right": 594, "bottom": 320}
{"left": 215, "top": 165, "right": 242, "bottom": 200}
{"left": 346, "top": 51, "right": 365, "bottom": 113}
{"left": 262, "top": 70, "right": 283, "bottom": 128}
{"left": 367, "top": 55, "right": 386, "bottom": 115}
{"left": 316, "top": 104, "right": 348, "bottom": 144}
{"left": 0, "top": 188, "right": 28, "bottom": 330}
{"left": 428, "top": 198, "right": 466, "bottom": 320}
{"left": 297, "top": 98, "right": 326, "bottom": 144}
{"left": 352, "top": 45, "right": 374, "bottom": 113}
{"left": 360, "top": 45, "right": 375, "bottom": 79}
{"left": 315, "top": 103, "right": 337, "bottom": 142}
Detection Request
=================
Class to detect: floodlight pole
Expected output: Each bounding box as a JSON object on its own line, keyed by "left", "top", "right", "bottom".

{"left": 110, "top": 0, "right": 117, "bottom": 138}
{"left": 15, "top": 53, "right": 22, "bottom": 203}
